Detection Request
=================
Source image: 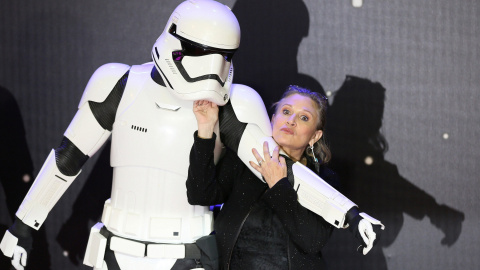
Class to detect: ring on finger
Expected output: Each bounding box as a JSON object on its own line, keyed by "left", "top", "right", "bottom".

{"left": 258, "top": 160, "right": 264, "bottom": 166}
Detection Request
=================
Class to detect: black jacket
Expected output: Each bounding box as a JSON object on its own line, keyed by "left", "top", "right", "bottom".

{"left": 187, "top": 132, "right": 335, "bottom": 270}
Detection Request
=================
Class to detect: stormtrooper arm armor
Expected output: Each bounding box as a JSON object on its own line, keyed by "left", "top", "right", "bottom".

{"left": 1, "top": 63, "right": 130, "bottom": 258}
{"left": 222, "top": 84, "right": 384, "bottom": 233}
{"left": 222, "top": 84, "right": 354, "bottom": 227}
{"left": 219, "top": 84, "right": 274, "bottom": 181}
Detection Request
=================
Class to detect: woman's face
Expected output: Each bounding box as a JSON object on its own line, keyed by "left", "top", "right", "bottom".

{"left": 272, "top": 94, "right": 323, "bottom": 160}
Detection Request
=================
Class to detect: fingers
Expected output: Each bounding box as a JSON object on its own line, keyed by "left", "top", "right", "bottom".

{"left": 193, "top": 100, "right": 200, "bottom": 109}
{"left": 194, "top": 100, "right": 208, "bottom": 112}
{"left": 279, "top": 156, "right": 287, "bottom": 177}
{"left": 363, "top": 241, "right": 374, "bottom": 255}
{"left": 253, "top": 142, "right": 282, "bottom": 163}
{"left": 253, "top": 142, "right": 275, "bottom": 164}
{"left": 358, "top": 219, "right": 376, "bottom": 255}
{"left": 263, "top": 141, "right": 272, "bottom": 162}
{"left": 20, "top": 251, "right": 27, "bottom": 267}
{"left": 279, "top": 156, "right": 286, "bottom": 166}
{"left": 194, "top": 100, "right": 217, "bottom": 109}
{"left": 252, "top": 148, "right": 263, "bottom": 163}
{"left": 271, "top": 145, "right": 280, "bottom": 161}
{"left": 12, "top": 246, "right": 26, "bottom": 270}
{"left": 194, "top": 100, "right": 208, "bottom": 107}
{"left": 11, "top": 251, "right": 19, "bottom": 269}
{"left": 249, "top": 161, "right": 262, "bottom": 173}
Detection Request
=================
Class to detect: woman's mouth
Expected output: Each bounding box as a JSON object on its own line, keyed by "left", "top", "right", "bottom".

{"left": 280, "top": 127, "right": 294, "bottom": 135}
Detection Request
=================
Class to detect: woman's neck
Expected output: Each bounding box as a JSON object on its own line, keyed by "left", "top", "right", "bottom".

{"left": 280, "top": 146, "right": 306, "bottom": 164}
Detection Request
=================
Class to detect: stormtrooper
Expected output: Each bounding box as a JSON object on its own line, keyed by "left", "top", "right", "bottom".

{"left": 0, "top": 0, "right": 384, "bottom": 269}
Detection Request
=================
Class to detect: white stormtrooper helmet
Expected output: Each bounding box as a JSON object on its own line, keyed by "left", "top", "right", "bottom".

{"left": 151, "top": 0, "right": 240, "bottom": 105}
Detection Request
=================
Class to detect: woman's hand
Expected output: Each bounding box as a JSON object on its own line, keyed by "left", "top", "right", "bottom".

{"left": 249, "top": 141, "right": 287, "bottom": 188}
{"left": 193, "top": 100, "right": 219, "bottom": 139}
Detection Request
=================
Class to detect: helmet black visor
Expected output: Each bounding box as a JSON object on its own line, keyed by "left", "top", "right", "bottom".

{"left": 169, "top": 24, "right": 236, "bottom": 62}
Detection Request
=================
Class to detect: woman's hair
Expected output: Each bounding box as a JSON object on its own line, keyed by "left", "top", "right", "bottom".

{"left": 272, "top": 85, "right": 331, "bottom": 164}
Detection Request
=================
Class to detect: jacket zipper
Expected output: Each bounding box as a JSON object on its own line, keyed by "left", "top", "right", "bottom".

{"left": 227, "top": 206, "right": 253, "bottom": 270}
{"left": 287, "top": 235, "right": 291, "bottom": 270}
{"left": 227, "top": 188, "right": 268, "bottom": 270}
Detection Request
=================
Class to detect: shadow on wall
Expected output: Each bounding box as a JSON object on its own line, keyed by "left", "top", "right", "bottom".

{"left": 322, "top": 76, "right": 465, "bottom": 269}
{"left": 232, "top": 0, "right": 326, "bottom": 114}
{"left": 231, "top": 0, "right": 465, "bottom": 267}
{"left": 46, "top": 1, "right": 465, "bottom": 269}
{"left": 0, "top": 86, "right": 51, "bottom": 270}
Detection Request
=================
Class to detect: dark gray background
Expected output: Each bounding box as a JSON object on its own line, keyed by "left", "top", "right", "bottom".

{"left": 0, "top": 0, "right": 478, "bottom": 269}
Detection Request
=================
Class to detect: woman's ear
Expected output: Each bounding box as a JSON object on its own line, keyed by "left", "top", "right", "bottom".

{"left": 309, "top": 130, "right": 323, "bottom": 146}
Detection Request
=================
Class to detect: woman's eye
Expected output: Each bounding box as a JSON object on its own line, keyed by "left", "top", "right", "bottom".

{"left": 282, "top": 109, "right": 290, "bottom": 115}
{"left": 300, "top": 115, "right": 309, "bottom": 121}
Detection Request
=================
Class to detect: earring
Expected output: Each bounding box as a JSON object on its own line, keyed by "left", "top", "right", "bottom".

{"left": 310, "top": 145, "right": 318, "bottom": 163}
{"left": 310, "top": 144, "right": 321, "bottom": 173}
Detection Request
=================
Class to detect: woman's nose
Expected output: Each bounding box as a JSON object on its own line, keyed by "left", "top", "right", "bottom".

{"left": 286, "top": 114, "right": 296, "bottom": 126}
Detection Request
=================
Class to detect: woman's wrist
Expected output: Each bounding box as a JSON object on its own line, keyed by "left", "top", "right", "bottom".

{"left": 197, "top": 123, "right": 216, "bottom": 139}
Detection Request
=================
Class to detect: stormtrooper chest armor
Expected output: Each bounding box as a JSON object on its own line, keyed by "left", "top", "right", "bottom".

{"left": 102, "top": 64, "right": 219, "bottom": 243}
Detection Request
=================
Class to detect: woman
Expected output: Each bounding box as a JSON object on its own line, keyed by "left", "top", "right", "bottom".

{"left": 187, "top": 85, "right": 337, "bottom": 269}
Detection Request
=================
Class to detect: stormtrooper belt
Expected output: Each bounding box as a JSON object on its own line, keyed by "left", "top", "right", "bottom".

{"left": 99, "top": 226, "right": 201, "bottom": 259}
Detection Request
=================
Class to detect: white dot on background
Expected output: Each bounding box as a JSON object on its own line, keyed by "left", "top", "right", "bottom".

{"left": 326, "top": 91, "right": 332, "bottom": 97}
{"left": 63, "top": 250, "right": 69, "bottom": 257}
{"left": 364, "top": 156, "right": 373, "bottom": 165}
{"left": 443, "top": 133, "right": 449, "bottom": 140}
{"left": 22, "top": 174, "right": 31, "bottom": 183}
{"left": 352, "top": 0, "right": 363, "bottom": 8}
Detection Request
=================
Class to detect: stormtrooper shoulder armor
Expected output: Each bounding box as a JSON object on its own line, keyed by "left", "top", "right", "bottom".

{"left": 229, "top": 84, "right": 271, "bottom": 136}
{"left": 78, "top": 63, "right": 130, "bottom": 108}
{"left": 227, "top": 84, "right": 275, "bottom": 181}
